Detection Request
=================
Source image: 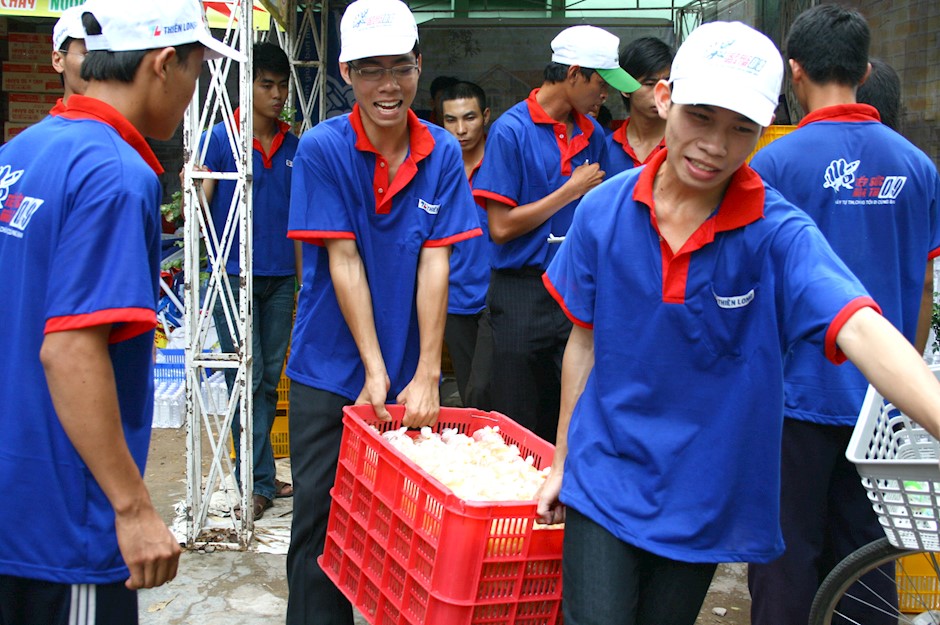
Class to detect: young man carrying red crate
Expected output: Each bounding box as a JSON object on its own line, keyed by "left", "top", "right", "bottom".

{"left": 284, "top": 0, "right": 482, "bottom": 622}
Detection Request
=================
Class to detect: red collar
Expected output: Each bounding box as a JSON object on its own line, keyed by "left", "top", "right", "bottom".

{"left": 58, "top": 95, "right": 163, "bottom": 175}
{"left": 798, "top": 103, "right": 880, "bottom": 128}
{"left": 634, "top": 148, "right": 765, "bottom": 235}
{"left": 232, "top": 107, "right": 291, "bottom": 168}
{"left": 49, "top": 98, "right": 66, "bottom": 117}
{"left": 612, "top": 117, "right": 666, "bottom": 167}
{"left": 525, "top": 88, "right": 595, "bottom": 176}
{"left": 349, "top": 104, "right": 435, "bottom": 214}
{"left": 469, "top": 156, "right": 483, "bottom": 184}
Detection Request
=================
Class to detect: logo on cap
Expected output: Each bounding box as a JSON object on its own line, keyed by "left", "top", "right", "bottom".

{"left": 154, "top": 25, "right": 162, "bottom": 37}
{"left": 704, "top": 39, "right": 768, "bottom": 76}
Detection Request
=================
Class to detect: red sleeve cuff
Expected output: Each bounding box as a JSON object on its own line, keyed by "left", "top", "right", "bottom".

{"left": 425, "top": 227, "right": 482, "bottom": 248}
{"left": 824, "top": 296, "right": 882, "bottom": 364}
{"left": 472, "top": 189, "right": 517, "bottom": 209}
{"left": 45, "top": 308, "right": 157, "bottom": 344}
{"left": 287, "top": 229, "right": 356, "bottom": 247}
{"left": 542, "top": 274, "right": 592, "bottom": 329}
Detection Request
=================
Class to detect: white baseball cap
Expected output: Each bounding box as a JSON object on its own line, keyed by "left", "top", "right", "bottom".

{"left": 669, "top": 21, "right": 783, "bottom": 127}
{"left": 551, "top": 25, "right": 641, "bottom": 93}
{"left": 83, "top": 0, "right": 245, "bottom": 62}
{"left": 53, "top": 5, "right": 86, "bottom": 51}
{"left": 339, "top": 0, "right": 419, "bottom": 63}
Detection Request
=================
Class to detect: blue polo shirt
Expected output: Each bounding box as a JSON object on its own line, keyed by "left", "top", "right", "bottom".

{"left": 606, "top": 117, "right": 666, "bottom": 174}
{"left": 202, "top": 109, "right": 298, "bottom": 276}
{"left": 751, "top": 104, "right": 940, "bottom": 426}
{"left": 472, "top": 89, "right": 609, "bottom": 270}
{"left": 448, "top": 160, "right": 489, "bottom": 315}
{"left": 0, "top": 95, "right": 162, "bottom": 583}
{"left": 544, "top": 149, "right": 877, "bottom": 563}
{"left": 287, "top": 106, "right": 482, "bottom": 399}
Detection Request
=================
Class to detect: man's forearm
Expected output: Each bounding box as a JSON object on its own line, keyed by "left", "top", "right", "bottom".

{"left": 326, "top": 239, "right": 387, "bottom": 378}
{"left": 414, "top": 245, "right": 450, "bottom": 382}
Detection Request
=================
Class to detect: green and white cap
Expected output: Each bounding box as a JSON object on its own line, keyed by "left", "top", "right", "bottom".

{"left": 551, "top": 25, "right": 641, "bottom": 93}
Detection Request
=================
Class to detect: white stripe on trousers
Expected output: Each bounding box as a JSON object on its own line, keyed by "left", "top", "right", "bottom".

{"left": 68, "top": 584, "right": 96, "bottom": 625}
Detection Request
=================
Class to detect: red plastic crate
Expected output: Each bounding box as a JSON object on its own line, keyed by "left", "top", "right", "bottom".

{"left": 319, "top": 405, "right": 564, "bottom": 625}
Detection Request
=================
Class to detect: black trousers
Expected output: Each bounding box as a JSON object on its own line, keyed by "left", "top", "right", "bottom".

{"left": 487, "top": 270, "right": 571, "bottom": 443}
{"left": 748, "top": 418, "right": 895, "bottom": 625}
{"left": 444, "top": 309, "right": 493, "bottom": 410}
{"left": 285, "top": 383, "right": 354, "bottom": 625}
{"left": 0, "top": 577, "right": 137, "bottom": 625}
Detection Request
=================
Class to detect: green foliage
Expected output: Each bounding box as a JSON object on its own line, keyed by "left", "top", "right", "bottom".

{"left": 932, "top": 299, "right": 940, "bottom": 354}
{"left": 279, "top": 105, "right": 296, "bottom": 125}
{"left": 161, "top": 191, "right": 183, "bottom": 230}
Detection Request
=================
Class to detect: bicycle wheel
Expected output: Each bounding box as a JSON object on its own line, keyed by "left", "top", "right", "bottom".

{"left": 810, "top": 537, "right": 940, "bottom": 625}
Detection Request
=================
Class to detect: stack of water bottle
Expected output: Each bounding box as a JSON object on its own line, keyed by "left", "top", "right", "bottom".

{"left": 153, "top": 349, "right": 229, "bottom": 428}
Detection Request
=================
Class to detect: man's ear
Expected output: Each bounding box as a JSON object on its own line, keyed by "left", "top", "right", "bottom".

{"left": 51, "top": 50, "right": 66, "bottom": 74}
{"left": 483, "top": 107, "right": 491, "bottom": 126}
{"left": 653, "top": 79, "right": 672, "bottom": 120}
{"left": 339, "top": 62, "right": 353, "bottom": 86}
{"left": 788, "top": 59, "right": 804, "bottom": 84}
{"left": 567, "top": 64, "right": 582, "bottom": 83}
{"left": 147, "top": 47, "right": 177, "bottom": 82}
{"left": 858, "top": 61, "right": 872, "bottom": 87}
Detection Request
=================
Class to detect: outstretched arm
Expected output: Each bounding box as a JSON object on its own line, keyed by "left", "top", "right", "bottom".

{"left": 41, "top": 325, "right": 181, "bottom": 590}
{"left": 838, "top": 306, "right": 940, "bottom": 439}
{"left": 325, "top": 238, "right": 391, "bottom": 421}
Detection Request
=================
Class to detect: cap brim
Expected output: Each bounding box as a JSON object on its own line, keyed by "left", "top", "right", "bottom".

{"left": 596, "top": 67, "right": 641, "bottom": 94}
{"left": 338, "top": 34, "right": 417, "bottom": 63}
{"left": 670, "top": 77, "right": 775, "bottom": 127}
{"left": 200, "top": 32, "right": 246, "bottom": 62}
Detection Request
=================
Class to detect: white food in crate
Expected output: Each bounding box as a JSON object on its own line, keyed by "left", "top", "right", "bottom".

{"left": 380, "top": 425, "right": 550, "bottom": 502}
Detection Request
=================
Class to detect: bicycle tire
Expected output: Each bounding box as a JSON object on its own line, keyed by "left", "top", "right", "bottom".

{"left": 809, "top": 537, "right": 940, "bottom": 625}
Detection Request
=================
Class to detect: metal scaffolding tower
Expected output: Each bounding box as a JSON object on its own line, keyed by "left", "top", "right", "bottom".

{"left": 181, "top": 0, "right": 329, "bottom": 548}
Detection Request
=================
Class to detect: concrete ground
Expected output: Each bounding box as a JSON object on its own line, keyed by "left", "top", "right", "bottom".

{"left": 139, "top": 386, "right": 752, "bottom": 625}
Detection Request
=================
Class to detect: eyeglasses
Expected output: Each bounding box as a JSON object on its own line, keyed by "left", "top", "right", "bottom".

{"left": 348, "top": 64, "right": 419, "bottom": 82}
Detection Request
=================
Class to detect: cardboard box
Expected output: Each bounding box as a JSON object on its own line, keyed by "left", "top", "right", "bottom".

{"left": 1, "top": 62, "right": 61, "bottom": 93}
{"left": 5, "top": 92, "right": 58, "bottom": 123}
{"left": 4, "top": 121, "right": 32, "bottom": 143}
{"left": 8, "top": 32, "right": 52, "bottom": 62}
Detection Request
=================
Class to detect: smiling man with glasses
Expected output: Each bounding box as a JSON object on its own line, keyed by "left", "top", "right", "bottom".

{"left": 284, "top": 1, "right": 482, "bottom": 623}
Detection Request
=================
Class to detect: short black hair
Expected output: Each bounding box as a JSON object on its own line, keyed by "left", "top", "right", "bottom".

{"left": 618, "top": 36, "right": 674, "bottom": 112}
{"left": 786, "top": 3, "right": 870, "bottom": 87}
{"left": 430, "top": 75, "right": 459, "bottom": 98}
{"left": 543, "top": 62, "right": 595, "bottom": 84}
{"left": 58, "top": 36, "right": 74, "bottom": 53}
{"left": 80, "top": 11, "right": 202, "bottom": 83}
{"left": 857, "top": 58, "right": 902, "bottom": 131}
{"left": 439, "top": 81, "right": 487, "bottom": 114}
{"left": 253, "top": 42, "right": 290, "bottom": 80}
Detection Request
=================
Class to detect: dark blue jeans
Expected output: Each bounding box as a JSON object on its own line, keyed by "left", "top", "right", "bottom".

{"left": 213, "top": 274, "right": 294, "bottom": 501}
{"left": 562, "top": 506, "right": 717, "bottom": 625}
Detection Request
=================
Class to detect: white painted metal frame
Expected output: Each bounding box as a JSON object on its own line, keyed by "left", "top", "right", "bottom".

{"left": 181, "top": 0, "right": 329, "bottom": 548}
{"left": 183, "top": 1, "right": 255, "bottom": 547}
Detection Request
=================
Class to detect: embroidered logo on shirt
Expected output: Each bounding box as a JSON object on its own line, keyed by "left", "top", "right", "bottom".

{"left": 714, "top": 288, "right": 755, "bottom": 309}
{"left": 823, "top": 158, "right": 860, "bottom": 192}
{"left": 0, "top": 164, "right": 43, "bottom": 238}
{"left": 418, "top": 199, "right": 440, "bottom": 215}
